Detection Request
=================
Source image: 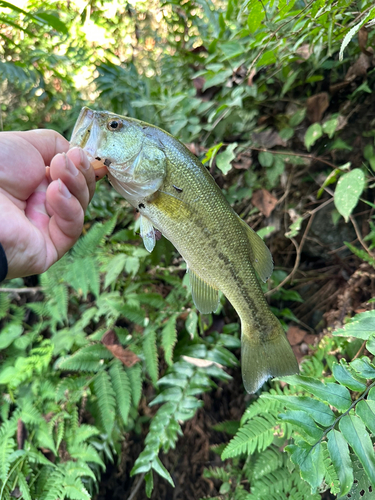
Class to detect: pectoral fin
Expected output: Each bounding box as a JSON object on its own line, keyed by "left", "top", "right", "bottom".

{"left": 189, "top": 269, "right": 219, "bottom": 314}
{"left": 140, "top": 215, "right": 156, "bottom": 253}
{"left": 237, "top": 215, "right": 273, "bottom": 282}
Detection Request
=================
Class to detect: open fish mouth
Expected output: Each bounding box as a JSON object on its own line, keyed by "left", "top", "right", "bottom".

{"left": 70, "top": 107, "right": 103, "bottom": 161}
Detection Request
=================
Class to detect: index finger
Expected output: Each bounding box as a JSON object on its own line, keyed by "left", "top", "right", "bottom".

{"left": 7, "top": 129, "right": 69, "bottom": 166}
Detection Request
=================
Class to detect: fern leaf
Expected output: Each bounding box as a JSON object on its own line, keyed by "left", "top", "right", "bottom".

{"left": 251, "top": 446, "right": 285, "bottom": 481}
{"left": 222, "top": 414, "right": 277, "bottom": 460}
{"left": 93, "top": 370, "right": 116, "bottom": 435}
{"left": 70, "top": 424, "right": 100, "bottom": 446}
{"left": 69, "top": 444, "right": 105, "bottom": 469}
{"left": 143, "top": 328, "right": 158, "bottom": 385}
{"left": 73, "top": 216, "right": 117, "bottom": 259}
{"left": 0, "top": 417, "right": 18, "bottom": 481}
{"left": 251, "top": 468, "right": 292, "bottom": 498}
{"left": 110, "top": 360, "right": 131, "bottom": 425}
{"left": 17, "top": 471, "right": 32, "bottom": 500}
{"left": 39, "top": 468, "right": 65, "bottom": 500}
{"left": 64, "top": 478, "right": 91, "bottom": 500}
{"left": 58, "top": 344, "right": 112, "bottom": 372}
{"left": 241, "top": 395, "right": 284, "bottom": 425}
{"left": 0, "top": 292, "right": 10, "bottom": 319}
{"left": 127, "top": 363, "right": 142, "bottom": 407}
{"left": 161, "top": 315, "right": 178, "bottom": 366}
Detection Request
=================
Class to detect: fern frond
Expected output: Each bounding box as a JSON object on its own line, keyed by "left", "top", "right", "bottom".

{"left": 143, "top": 328, "right": 158, "bottom": 385}
{"left": 93, "top": 370, "right": 116, "bottom": 435}
{"left": 241, "top": 396, "right": 284, "bottom": 425}
{"left": 17, "top": 471, "right": 32, "bottom": 500}
{"left": 0, "top": 292, "right": 10, "bottom": 319}
{"left": 203, "top": 465, "right": 231, "bottom": 482}
{"left": 39, "top": 468, "right": 65, "bottom": 500}
{"left": 65, "top": 256, "right": 100, "bottom": 299}
{"left": 69, "top": 424, "right": 100, "bottom": 446}
{"left": 127, "top": 363, "right": 142, "bottom": 407}
{"left": 73, "top": 217, "right": 117, "bottom": 259}
{"left": 0, "top": 415, "right": 18, "bottom": 481}
{"left": 110, "top": 360, "right": 131, "bottom": 425}
{"left": 251, "top": 446, "right": 285, "bottom": 481}
{"left": 68, "top": 444, "right": 105, "bottom": 469}
{"left": 58, "top": 344, "right": 112, "bottom": 372}
{"left": 161, "top": 315, "right": 178, "bottom": 366}
{"left": 222, "top": 414, "right": 277, "bottom": 460}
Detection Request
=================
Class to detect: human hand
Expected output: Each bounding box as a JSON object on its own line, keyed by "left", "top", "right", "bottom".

{"left": 0, "top": 129, "right": 107, "bottom": 279}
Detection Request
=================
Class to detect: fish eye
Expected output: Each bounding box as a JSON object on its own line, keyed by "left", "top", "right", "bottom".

{"left": 107, "top": 120, "right": 122, "bottom": 131}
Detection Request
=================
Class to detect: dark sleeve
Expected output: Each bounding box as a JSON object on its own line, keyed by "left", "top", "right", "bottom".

{"left": 0, "top": 243, "right": 8, "bottom": 282}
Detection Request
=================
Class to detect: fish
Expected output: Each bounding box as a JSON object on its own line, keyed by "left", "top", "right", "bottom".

{"left": 70, "top": 106, "right": 299, "bottom": 393}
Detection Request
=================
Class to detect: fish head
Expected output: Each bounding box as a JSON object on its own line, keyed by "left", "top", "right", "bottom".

{"left": 70, "top": 107, "right": 167, "bottom": 205}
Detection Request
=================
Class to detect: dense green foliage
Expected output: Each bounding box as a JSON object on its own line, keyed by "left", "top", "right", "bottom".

{"left": 1, "top": 0, "right": 375, "bottom": 498}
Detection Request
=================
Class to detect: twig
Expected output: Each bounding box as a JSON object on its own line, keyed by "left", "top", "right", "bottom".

{"left": 248, "top": 146, "right": 339, "bottom": 170}
{"left": 266, "top": 214, "right": 315, "bottom": 296}
{"left": 349, "top": 214, "right": 373, "bottom": 256}
{"left": 352, "top": 340, "right": 367, "bottom": 361}
{"left": 0, "top": 287, "right": 43, "bottom": 293}
{"left": 127, "top": 472, "right": 146, "bottom": 500}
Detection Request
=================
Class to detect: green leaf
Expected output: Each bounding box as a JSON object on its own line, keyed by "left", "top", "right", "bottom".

{"left": 366, "top": 335, "right": 375, "bottom": 356}
{"left": 334, "top": 169, "right": 365, "bottom": 222}
{"left": 247, "top": 0, "right": 265, "bottom": 33}
{"left": 339, "top": 414, "right": 375, "bottom": 486}
{"left": 186, "top": 310, "right": 198, "bottom": 337}
{"left": 322, "top": 117, "right": 339, "bottom": 138}
{"left": 110, "top": 361, "right": 131, "bottom": 426}
{"left": 279, "top": 410, "right": 323, "bottom": 442}
{"left": 327, "top": 429, "right": 353, "bottom": 496}
{"left": 36, "top": 12, "right": 68, "bottom": 34}
{"left": 258, "top": 151, "right": 274, "bottom": 167}
{"left": 264, "top": 395, "right": 335, "bottom": 426}
{"left": 151, "top": 457, "right": 174, "bottom": 487}
{"left": 332, "top": 361, "right": 367, "bottom": 392}
{"left": 93, "top": 370, "right": 116, "bottom": 435}
{"left": 356, "top": 400, "right": 375, "bottom": 435}
{"left": 216, "top": 143, "right": 238, "bottom": 175}
{"left": 351, "top": 357, "right": 375, "bottom": 379}
{"left": 0, "top": 322, "right": 23, "bottom": 350}
{"left": 257, "top": 50, "right": 277, "bottom": 66}
{"left": 282, "top": 375, "right": 352, "bottom": 411}
{"left": 304, "top": 123, "right": 323, "bottom": 151}
{"left": 161, "top": 315, "right": 178, "bottom": 366}
{"left": 143, "top": 328, "right": 158, "bottom": 385}
{"left": 287, "top": 440, "right": 325, "bottom": 491}
{"left": 339, "top": 456, "right": 375, "bottom": 500}
{"left": 333, "top": 311, "right": 375, "bottom": 340}
{"left": 339, "top": 8, "right": 375, "bottom": 61}
{"left": 145, "top": 470, "right": 154, "bottom": 498}
{"left": 104, "top": 254, "right": 127, "bottom": 288}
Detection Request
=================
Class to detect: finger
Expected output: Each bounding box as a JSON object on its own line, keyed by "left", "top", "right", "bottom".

{"left": 0, "top": 134, "right": 47, "bottom": 200}
{"left": 7, "top": 129, "right": 69, "bottom": 166}
{"left": 49, "top": 152, "right": 90, "bottom": 211}
{"left": 45, "top": 178, "right": 84, "bottom": 260}
{"left": 66, "top": 147, "right": 96, "bottom": 201}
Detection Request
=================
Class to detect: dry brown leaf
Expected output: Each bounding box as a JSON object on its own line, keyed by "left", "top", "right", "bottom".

{"left": 252, "top": 129, "right": 287, "bottom": 148}
{"left": 247, "top": 68, "right": 256, "bottom": 86}
{"left": 295, "top": 44, "right": 312, "bottom": 61}
{"left": 287, "top": 326, "right": 306, "bottom": 346}
{"left": 306, "top": 92, "right": 329, "bottom": 123}
{"left": 345, "top": 50, "right": 374, "bottom": 81}
{"left": 251, "top": 189, "right": 278, "bottom": 218}
{"left": 102, "top": 330, "right": 140, "bottom": 367}
{"left": 358, "top": 27, "right": 372, "bottom": 56}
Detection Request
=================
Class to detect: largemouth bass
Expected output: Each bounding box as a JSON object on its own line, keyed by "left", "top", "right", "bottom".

{"left": 70, "top": 107, "right": 299, "bottom": 393}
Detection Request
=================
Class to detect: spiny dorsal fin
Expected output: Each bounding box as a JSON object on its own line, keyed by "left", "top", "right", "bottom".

{"left": 140, "top": 215, "right": 156, "bottom": 253}
{"left": 189, "top": 269, "right": 219, "bottom": 314}
{"left": 237, "top": 215, "right": 273, "bottom": 282}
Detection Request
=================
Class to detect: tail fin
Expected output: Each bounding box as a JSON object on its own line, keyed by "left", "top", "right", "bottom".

{"left": 241, "top": 322, "right": 299, "bottom": 394}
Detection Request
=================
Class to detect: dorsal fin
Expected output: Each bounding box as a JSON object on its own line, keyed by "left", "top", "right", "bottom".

{"left": 237, "top": 215, "right": 273, "bottom": 282}
{"left": 140, "top": 215, "right": 156, "bottom": 253}
{"left": 189, "top": 269, "right": 219, "bottom": 314}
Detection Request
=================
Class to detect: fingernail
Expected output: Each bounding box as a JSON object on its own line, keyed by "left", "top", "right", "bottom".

{"left": 63, "top": 152, "right": 79, "bottom": 177}
{"left": 78, "top": 148, "right": 91, "bottom": 170}
{"left": 58, "top": 178, "right": 71, "bottom": 198}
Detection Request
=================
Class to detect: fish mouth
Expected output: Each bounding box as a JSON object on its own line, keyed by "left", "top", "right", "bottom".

{"left": 70, "top": 107, "right": 103, "bottom": 162}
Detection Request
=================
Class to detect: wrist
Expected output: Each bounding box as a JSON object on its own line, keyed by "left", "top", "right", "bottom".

{"left": 0, "top": 243, "right": 8, "bottom": 282}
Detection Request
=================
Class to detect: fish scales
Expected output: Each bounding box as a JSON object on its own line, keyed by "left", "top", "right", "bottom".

{"left": 70, "top": 107, "right": 299, "bottom": 393}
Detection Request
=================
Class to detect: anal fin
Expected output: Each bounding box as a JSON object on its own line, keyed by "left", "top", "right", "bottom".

{"left": 237, "top": 215, "right": 273, "bottom": 282}
{"left": 189, "top": 269, "right": 219, "bottom": 314}
{"left": 140, "top": 215, "right": 156, "bottom": 253}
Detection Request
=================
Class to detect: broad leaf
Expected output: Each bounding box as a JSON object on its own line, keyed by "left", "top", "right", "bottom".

{"left": 287, "top": 440, "right": 325, "bottom": 491}
{"left": 339, "top": 414, "right": 375, "bottom": 486}
{"left": 332, "top": 361, "right": 367, "bottom": 392}
{"left": 305, "top": 123, "right": 323, "bottom": 151}
{"left": 333, "top": 311, "right": 375, "bottom": 340}
{"left": 334, "top": 169, "right": 365, "bottom": 222}
{"left": 327, "top": 429, "right": 353, "bottom": 496}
